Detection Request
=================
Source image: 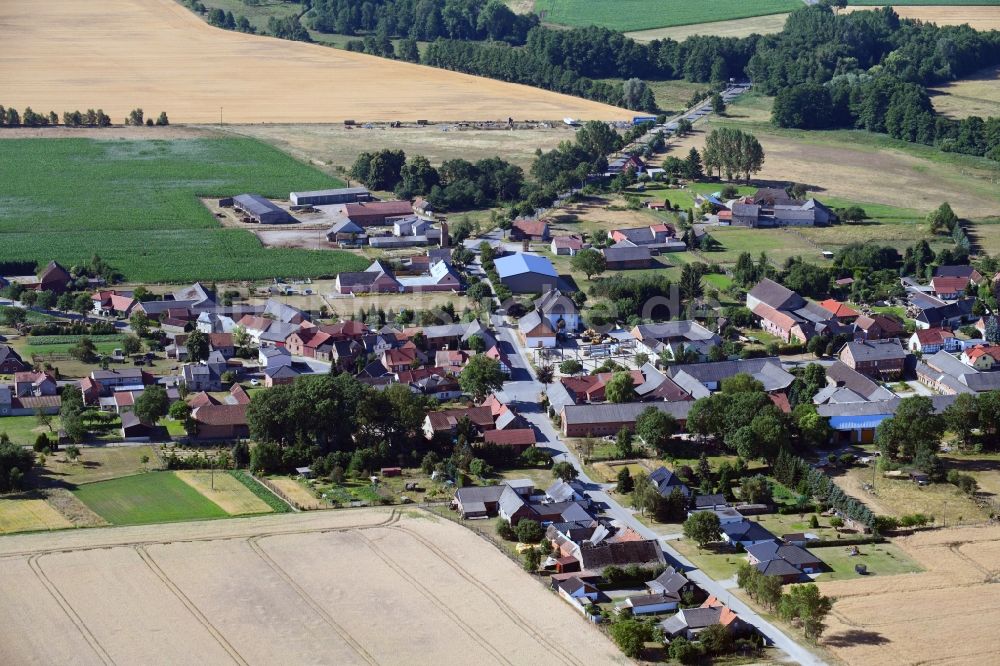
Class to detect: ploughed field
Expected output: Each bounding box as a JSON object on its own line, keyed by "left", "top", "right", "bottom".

{"left": 0, "top": 0, "right": 628, "bottom": 124}
{"left": 0, "top": 509, "right": 624, "bottom": 665}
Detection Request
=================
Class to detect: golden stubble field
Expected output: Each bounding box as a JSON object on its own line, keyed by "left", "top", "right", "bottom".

{"left": 932, "top": 64, "right": 1000, "bottom": 120}
{"left": 0, "top": 508, "right": 626, "bottom": 665}
{"left": 0, "top": 0, "right": 629, "bottom": 124}
{"left": 818, "top": 524, "right": 1000, "bottom": 665}
{"left": 845, "top": 5, "right": 1000, "bottom": 31}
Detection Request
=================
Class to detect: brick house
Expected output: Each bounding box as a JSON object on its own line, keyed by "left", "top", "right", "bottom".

{"left": 838, "top": 339, "right": 906, "bottom": 379}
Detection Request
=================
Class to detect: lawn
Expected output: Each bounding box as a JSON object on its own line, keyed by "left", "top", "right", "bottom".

{"left": 0, "top": 415, "right": 58, "bottom": 446}
{"left": 0, "top": 138, "right": 366, "bottom": 282}
{"left": 0, "top": 498, "right": 73, "bottom": 534}
{"left": 754, "top": 513, "right": 841, "bottom": 542}
{"left": 672, "top": 539, "right": 745, "bottom": 580}
{"left": 73, "top": 471, "right": 229, "bottom": 525}
{"left": 35, "top": 445, "right": 160, "bottom": 487}
{"left": 811, "top": 542, "right": 922, "bottom": 582}
{"left": 533, "top": 0, "right": 802, "bottom": 31}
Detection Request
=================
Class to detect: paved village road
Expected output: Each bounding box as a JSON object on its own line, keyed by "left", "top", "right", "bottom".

{"left": 492, "top": 318, "right": 826, "bottom": 666}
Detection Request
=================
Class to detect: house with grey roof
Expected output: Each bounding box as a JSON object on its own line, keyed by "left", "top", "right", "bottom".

{"left": 838, "top": 339, "right": 906, "bottom": 379}
{"left": 602, "top": 242, "right": 652, "bottom": 269}
{"left": 649, "top": 466, "right": 690, "bottom": 497}
{"left": 631, "top": 320, "right": 720, "bottom": 360}
{"left": 665, "top": 357, "right": 793, "bottom": 397}
{"left": 534, "top": 289, "right": 581, "bottom": 332}
{"left": 561, "top": 401, "right": 693, "bottom": 438}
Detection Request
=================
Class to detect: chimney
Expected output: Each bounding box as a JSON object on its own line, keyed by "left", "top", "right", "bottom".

{"left": 439, "top": 220, "right": 449, "bottom": 248}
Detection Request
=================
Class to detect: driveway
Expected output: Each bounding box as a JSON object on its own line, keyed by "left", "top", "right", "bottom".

{"left": 494, "top": 317, "right": 824, "bottom": 665}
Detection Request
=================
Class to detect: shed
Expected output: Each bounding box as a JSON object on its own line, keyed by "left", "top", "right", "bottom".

{"left": 380, "top": 467, "right": 402, "bottom": 477}
{"left": 233, "top": 194, "right": 296, "bottom": 224}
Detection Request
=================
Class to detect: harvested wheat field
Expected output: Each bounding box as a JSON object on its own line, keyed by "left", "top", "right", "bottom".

{"left": 845, "top": 6, "right": 1000, "bottom": 31}
{"left": 0, "top": 498, "right": 72, "bottom": 534}
{"left": 818, "top": 524, "right": 1000, "bottom": 665}
{"left": 175, "top": 470, "right": 273, "bottom": 516}
{"left": 667, "top": 126, "right": 1000, "bottom": 218}
{"left": 932, "top": 64, "right": 1000, "bottom": 120}
{"left": 626, "top": 14, "right": 790, "bottom": 42}
{"left": 0, "top": 508, "right": 624, "bottom": 665}
{"left": 0, "top": 0, "right": 629, "bottom": 124}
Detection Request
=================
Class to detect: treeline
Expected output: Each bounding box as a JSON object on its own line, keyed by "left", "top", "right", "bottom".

{"left": 307, "top": 0, "right": 537, "bottom": 44}
{"left": 0, "top": 105, "right": 167, "bottom": 128}
{"left": 423, "top": 40, "right": 654, "bottom": 111}
{"left": 348, "top": 149, "right": 525, "bottom": 210}
{"left": 772, "top": 449, "right": 877, "bottom": 529}
{"left": 181, "top": 1, "right": 310, "bottom": 42}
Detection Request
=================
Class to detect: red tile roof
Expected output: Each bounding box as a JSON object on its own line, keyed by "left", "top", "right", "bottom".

{"left": 513, "top": 218, "right": 549, "bottom": 237}
{"left": 483, "top": 428, "right": 536, "bottom": 446}
{"left": 751, "top": 302, "right": 797, "bottom": 331}
{"left": 931, "top": 276, "right": 970, "bottom": 294}
{"left": 818, "top": 299, "right": 859, "bottom": 319}
{"left": 193, "top": 404, "right": 248, "bottom": 427}
{"left": 913, "top": 328, "right": 955, "bottom": 345}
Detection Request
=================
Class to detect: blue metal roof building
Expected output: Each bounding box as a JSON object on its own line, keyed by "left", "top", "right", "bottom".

{"left": 494, "top": 253, "right": 559, "bottom": 294}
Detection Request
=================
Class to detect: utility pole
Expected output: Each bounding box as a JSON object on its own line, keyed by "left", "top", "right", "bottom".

{"left": 219, "top": 106, "right": 223, "bottom": 128}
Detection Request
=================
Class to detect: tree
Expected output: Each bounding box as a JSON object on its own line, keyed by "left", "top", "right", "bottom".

{"left": 515, "top": 518, "right": 544, "bottom": 543}
{"left": 605, "top": 371, "right": 635, "bottom": 403}
{"left": 232, "top": 325, "right": 250, "bottom": 348}
{"left": 1, "top": 306, "right": 27, "bottom": 328}
{"left": 69, "top": 336, "right": 98, "bottom": 362}
{"left": 683, "top": 510, "right": 721, "bottom": 548}
{"left": 622, "top": 78, "right": 656, "bottom": 112}
{"left": 495, "top": 517, "right": 516, "bottom": 540}
{"left": 121, "top": 334, "right": 142, "bottom": 357}
{"left": 571, "top": 248, "right": 606, "bottom": 280}
{"left": 683, "top": 146, "right": 703, "bottom": 180}
{"left": 740, "top": 474, "right": 773, "bottom": 504}
{"left": 155, "top": 112, "right": 169, "bottom": 126}
{"left": 522, "top": 546, "right": 541, "bottom": 572}
{"left": 986, "top": 315, "right": 1000, "bottom": 344}
{"left": 700, "top": 623, "right": 732, "bottom": 655}
{"left": 876, "top": 396, "right": 944, "bottom": 462}
{"left": 608, "top": 618, "right": 651, "bottom": 659}
{"left": 711, "top": 92, "right": 726, "bottom": 115}
{"left": 459, "top": 355, "right": 505, "bottom": 401}
{"left": 679, "top": 263, "right": 704, "bottom": 302}
{"left": 185, "top": 328, "right": 210, "bottom": 362}
{"left": 559, "top": 359, "right": 582, "bottom": 375}
{"left": 927, "top": 202, "right": 958, "bottom": 235}
{"left": 702, "top": 127, "right": 765, "bottom": 182}
{"left": 615, "top": 427, "right": 634, "bottom": 458}
{"left": 945, "top": 393, "right": 980, "bottom": 450}
{"left": 616, "top": 466, "right": 634, "bottom": 493}
{"left": 133, "top": 385, "right": 168, "bottom": 424}
{"left": 669, "top": 636, "right": 703, "bottom": 664}
{"left": 537, "top": 364, "right": 554, "bottom": 387}
{"left": 0, "top": 436, "right": 34, "bottom": 492}
{"left": 779, "top": 583, "right": 833, "bottom": 640}
{"left": 635, "top": 407, "right": 679, "bottom": 455}
{"left": 129, "top": 311, "right": 150, "bottom": 337}
{"left": 552, "top": 460, "right": 579, "bottom": 481}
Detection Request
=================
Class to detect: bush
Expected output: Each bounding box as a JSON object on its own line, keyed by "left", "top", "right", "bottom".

{"left": 229, "top": 470, "right": 291, "bottom": 513}
{"left": 669, "top": 636, "right": 703, "bottom": 664}
{"left": 496, "top": 517, "right": 516, "bottom": 540}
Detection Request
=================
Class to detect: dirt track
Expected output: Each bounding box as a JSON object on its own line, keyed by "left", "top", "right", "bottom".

{"left": 0, "top": 509, "right": 626, "bottom": 665}
{"left": 0, "top": 0, "right": 629, "bottom": 124}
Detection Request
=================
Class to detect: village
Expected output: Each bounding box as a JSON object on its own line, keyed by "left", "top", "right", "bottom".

{"left": 3, "top": 161, "right": 999, "bottom": 662}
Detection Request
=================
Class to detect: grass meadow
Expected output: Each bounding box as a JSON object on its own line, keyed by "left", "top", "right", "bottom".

{"left": 73, "top": 471, "right": 229, "bottom": 525}
{"left": 0, "top": 138, "right": 367, "bottom": 282}
{"left": 533, "top": 0, "right": 801, "bottom": 31}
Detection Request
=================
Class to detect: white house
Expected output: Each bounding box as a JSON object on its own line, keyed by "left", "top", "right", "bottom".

{"left": 518, "top": 310, "right": 557, "bottom": 348}
{"left": 618, "top": 592, "right": 680, "bottom": 616}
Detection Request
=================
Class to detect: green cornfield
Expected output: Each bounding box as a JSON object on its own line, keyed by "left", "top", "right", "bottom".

{"left": 0, "top": 138, "right": 367, "bottom": 282}
{"left": 532, "top": 0, "right": 802, "bottom": 32}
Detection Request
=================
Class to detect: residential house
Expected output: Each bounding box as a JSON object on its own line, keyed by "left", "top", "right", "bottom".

{"left": 0, "top": 345, "right": 28, "bottom": 374}
{"left": 818, "top": 361, "right": 895, "bottom": 404}
{"left": 692, "top": 494, "right": 729, "bottom": 511}
{"left": 286, "top": 329, "right": 333, "bottom": 360}
{"left": 484, "top": 344, "right": 512, "bottom": 375}
{"left": 610, "top": 224, "right": 680, "bottom": 253}
{"left": 660, "top": 597, "right": 750, "bottom": 640}
{"left": 534, "top": 289, "right": 581, "bottom": 333}
{"left": 649, "top": 466, "right": 690, "bottom": 498}
{"left": 633, "top": 363, "right": 693, "bottom": 403}
{"left": 561, "top": 370, "right": 645, "bottom": 404}
{"left": 746, "top": 279, "right": 847, "bottom": 343}
{"left": 551, "top": 236, "right": 584, "bottom": 256}
{"left": 0, "top": 386, "right": 60, "bottom": 417}
{"left": 746, "top": 540, "right": 823, "bottom": 576}
{"left": 915, "top": 299, "right": 976, "bottom": 330}
{"left": 518, "top": 310, "right": 557, "bottom": 349}
{"left": 909, "top": 328, "right": 959, "bottom": 354}
{"left": 729, "top": 191, "right": 834, "bottom": 228}
{"left": 853, "top": 314, "right": 906, "bottom": 341}
{"left": 33, "top": 261, "right": 72, "bottom": 294}
{"left": 209, "top": 333, "right": 235, "bottom": 358}
{"left": 721, "top": 521, "right": 776, "bottom": 549}
{"left": 91, "top": 290, "right": 137, "bottom": 318}
{"left": 838, "top": 339, "right": 906, "bottom": 379}
{"left": 916, "top": 351, "right": 1000, "bottom": 395}
{"left": 603, "top": 242, "right": 652, "bottom": 270}
{"left": 961, "top": 345, "right": 1000, "bottom": 370}
{"left": 666, "top": 358, "right": 794, "bottom": 398}
{"left": 13, "top": 371, "right": 57, "bottom": 397}
{"left": 452, "top": 480, "right": 534, "bottom": 519}
{"left": 264, "top": 364, "right": 302, "bottom": 387}
{"left": 259, "top": 345, "right": 292, "bottom": 369}
{"left": 631, "top": 321, "right": 720, "bottom": 360}
{"left": 556, "top": 577, "right": 601, "bottom": 606}
{"left": 422, "top": 406, "right": 496, "bottom": 439}
{"left": 930, "top": 276, "right": 970, "bottom": 300}
{"left": 325, "top": 219, "right": 366, "bottom": 244}
{"left": 646, "top": 566, "right": 700, "bottom": 600}
{"left": 395, "top": 260, "right": 461, "bottom": 293}
{"left": 120, "top": 412, "right": 156, "bottom": 442}
{"left": 335, "top": 260, "right": 403, "bottom": 295}
{"left": 936, "top": 265, "right": 983, "bottom": 284}
{"left": 618, "top": 592, "right": 680, "bottom": 616}
{"left": 182, "top": 362, "right": 223, "bottom": 392}
{"left": 382, "top": 347, "right": 420, "bottom": 373}
{"left": 510, "top": 219, "right": 550, "bottom": 242}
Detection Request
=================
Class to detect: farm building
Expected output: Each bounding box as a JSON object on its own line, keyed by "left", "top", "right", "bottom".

{"left": 290, "top": 187, "right": 370, "bottom": 206}
{"left": 335, "top": 200, "right": 414, "bottom": 227}
{"left": 603, "top": 243, "right": 652, "bottom": 270}
{"left": 494, "top": 253, "right": 559, "bottom": 294}
{"left": 233, "top": 194, "right": 296, "bottom": 224}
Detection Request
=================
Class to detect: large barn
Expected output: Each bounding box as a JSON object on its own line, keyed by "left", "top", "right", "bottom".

{"left": 290, "top": 187, "right": 371, "bottom": 206}
{"left": 233, "top": 194, "right": 296, "bottom": 224}
{"left": 495, "top": 253, "right": 559, "bottom": 294}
